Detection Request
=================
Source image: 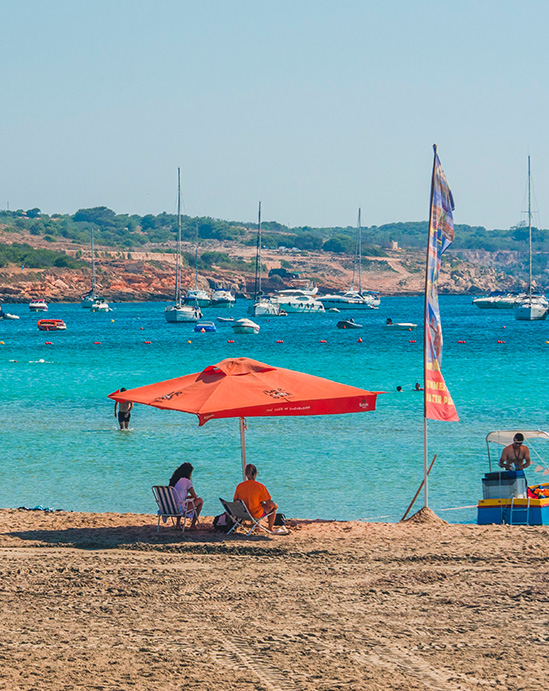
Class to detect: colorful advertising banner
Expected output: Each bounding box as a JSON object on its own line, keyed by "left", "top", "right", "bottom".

{"left": 425, "top": 150, "right": 459, "bottom": 422}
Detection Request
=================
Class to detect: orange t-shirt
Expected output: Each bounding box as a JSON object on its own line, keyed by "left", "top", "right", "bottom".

{"left": 234, "top": 479, "right": 271, "bottom": 519}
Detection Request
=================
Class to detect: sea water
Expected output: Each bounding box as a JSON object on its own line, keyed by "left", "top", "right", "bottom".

{"left": 1, "top": 296, "right": 547, "bottom": 523}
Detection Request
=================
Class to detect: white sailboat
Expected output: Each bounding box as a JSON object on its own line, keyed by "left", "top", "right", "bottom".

{"left": 248, "top": 201, "right": 283, "bottom": 317}
{"left": 165, "top": 169, "right": 202, "bottom": 323}
{"left": 320, "top": 209, "right": 379, "bottom": 310}
{"left": 515, "top": 157, "right": 548, "bottom": 321}
{"left": 183, "top": 223, "right": 211, "bottom": 307}
{"left": 81, "top": 227, "right": 109, "bottom": 309}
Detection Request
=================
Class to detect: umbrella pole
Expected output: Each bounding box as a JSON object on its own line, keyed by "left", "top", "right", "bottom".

{"left": 239, "top": 417, "right": 247, "bottom": 479}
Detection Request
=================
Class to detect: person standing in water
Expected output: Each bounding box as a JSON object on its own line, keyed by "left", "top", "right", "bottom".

{"left": 114, "top": 388, "right": 133, "bottom": 430}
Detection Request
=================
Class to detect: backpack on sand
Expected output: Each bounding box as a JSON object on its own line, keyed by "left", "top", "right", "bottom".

{"left": 212, "top": 512, "right": 235, "bottom": 533}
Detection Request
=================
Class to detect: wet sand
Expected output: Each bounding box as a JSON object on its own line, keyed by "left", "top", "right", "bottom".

{"left": 0, "top": 507, "right": 547, "bottom": 690}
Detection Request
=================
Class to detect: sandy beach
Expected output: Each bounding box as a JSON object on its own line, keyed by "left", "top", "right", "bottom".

{"left": 0, "top": 507, "right": 547, "bottom": 691}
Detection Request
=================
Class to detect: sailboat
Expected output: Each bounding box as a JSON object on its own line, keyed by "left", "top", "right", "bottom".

{"left": 183, "top": 223, "right": 211, "bottom": 307}
{"left": 320, "top": 209, "right": 378, "bottom": 310}
{"left": 165, "top": 169, "right": 202, "bottom": 323}
{"left": 81, "top": 227, "right": 102, "bottom": 308}
{"left": 514, "top": 157, "right": 548, "bottom": 321}
{"left": 248, "top": 202, "right": 283, "bottom": 317}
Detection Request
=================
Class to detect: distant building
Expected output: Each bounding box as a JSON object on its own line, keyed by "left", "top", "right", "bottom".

{"left": 389, "top": 240, "right": 399, "bottom": 251}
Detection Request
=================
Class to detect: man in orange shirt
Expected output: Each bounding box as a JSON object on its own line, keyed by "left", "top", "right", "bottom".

{"left": 234, "top": 463, "right": 282, "bottom": 534}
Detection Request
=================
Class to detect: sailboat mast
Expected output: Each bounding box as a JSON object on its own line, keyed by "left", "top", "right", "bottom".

{"left": 256, "top": 201, "right": 262, "bottom": 298}
{"left": 194, "top": 222, "right": 199, "bottom": 290}
{"left": 91, "top": 228, "right": 96, "bottom": 292}
{"left": 176, "top": 167, "right": 181, "bottom": 304}
{"left": 357, "top": 208, "right": 362, "bottom": 294}
{"left": 528, "top": 155, "right": 532, "bottom": 296}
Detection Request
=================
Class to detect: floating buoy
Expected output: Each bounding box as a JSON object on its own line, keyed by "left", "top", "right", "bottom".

{"left": 357, "top": 337, "right": 363, "bottom": 343}
{"left": 200, "top": 328, "right": 205, "bottom": 333}
{"left": 140, "top": 327, "right": 143, "bottom": 330}
{"left": 276, "top": 340, "right": 283, "bottom": 343}
{"left": 458, "top": 340, "right": 465, "bottom": 343}
{"left": 94, "top": 341, "right": 101, "bottom": 345}
{"left": 111, "top": 319, "right": 114, "bottom": 322}
{"left": 187, "top": 340, "right": 192, "bottom": 344}
{"left": 498, "top": 340, "right": 505, "bottom": 344}
{"left": 546, "top": 341, "right": 549, "bottom": 344}
{"left": 144, "top": 340, "right": 151, "bottom": 344}
{"left": 408, "top": 328, "right": 412, "bottom": 331}
{"left": 409, "top": 340, "right": 416, "bottom": 343}
{"left": 45, "top": 341, "right": 53, "bottom": 345}
{"left": 320, "top": 339, "right": 327, "bottom": 343}
{"left": 227, "top": 339, "right": 234, "bottom": 343}
{"left": 503, "top": 326, "right": 506, "bottom": 329}
{"left": 0, "top": 341, "right": 4, "bottom": 345}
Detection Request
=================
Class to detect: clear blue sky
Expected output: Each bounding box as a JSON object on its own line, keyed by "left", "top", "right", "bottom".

{"left": 1, "top": 0, "right": 548, "bottom": 230}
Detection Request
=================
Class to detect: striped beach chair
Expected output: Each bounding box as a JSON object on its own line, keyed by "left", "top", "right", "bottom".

{"left": 152, "top": 485, "right": 198, "bottom": 532}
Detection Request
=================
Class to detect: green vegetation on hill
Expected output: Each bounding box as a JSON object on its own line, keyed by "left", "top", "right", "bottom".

{"left": 2, "top": 207, "right": 549, "bottom": 259}
{"left": 0, "top": 243, "right": 83, "bottom": 269}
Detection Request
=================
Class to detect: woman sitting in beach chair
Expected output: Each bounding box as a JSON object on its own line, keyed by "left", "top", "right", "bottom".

{"left": 169, "top": 462, "right": 203, "bottom": 530}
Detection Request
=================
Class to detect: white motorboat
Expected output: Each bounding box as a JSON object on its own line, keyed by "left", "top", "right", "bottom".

{"left": 249, "top": 296, "right": 283, "bottom": 317}
{"left": 29, "top": 299, "right": 48, "bottom": 312}
{"left": 232, "top": 318, "right": 260, "bottom": 334}
{"left": 0, "top": 307, "right": 19, "bottom": 320}
{"left": 217, "top": 316, "right": 234, "bottom": 323}
{"left": 275, "top": 289, "right": 325, "bottom": 314}
{"left": 165, "top": 170, "right": 203, "bottom": 324}
{"left": 184, "top": 288, "right": 211, "bottom": 308}
{"left": 90, "top": 298, "right": 113, "bottom": 312}
{"left": 320, "top": 289, "right": 377, "bottom": 310}
{"left": 473, "top": 293, "right": 522, "bottom": 309}
{"left": 514, "top": 157, "right": 548, "bottom": 322}
{"left": 248, "top": 202, "right": 284, "bottom": 317}
{"left": 210, "top": 288, "right": 236, "bottom": 307}
{"left": 383, "top": 322, "right": 417, "bottom": 331}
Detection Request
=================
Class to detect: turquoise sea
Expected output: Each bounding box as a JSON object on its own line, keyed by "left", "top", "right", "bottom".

{"left": 1, "top": 296, "right": 548, "bottom": 523}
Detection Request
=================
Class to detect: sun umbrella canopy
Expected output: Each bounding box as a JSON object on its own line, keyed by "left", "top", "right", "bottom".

{"left": 108, "top": 356, "right": 380, "bottom": 425}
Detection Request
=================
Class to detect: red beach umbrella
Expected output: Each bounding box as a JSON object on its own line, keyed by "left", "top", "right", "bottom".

{"left": 109, "top": 357, "right": 381, "bottom": 476}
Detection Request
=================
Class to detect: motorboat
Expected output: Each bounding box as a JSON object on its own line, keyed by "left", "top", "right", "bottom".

{"left": 337, "top": 319, "right": 362, "bottom": 329}
{"left": 37, "top": 319, "right": 66, "bottom": 331}
{"left": 274, "top": 289, "right": 325, "bottom": 314}
{"left": 232, "top": 318, "right": 260, "bottom": 334}
{"left": 29, "top": 299, "right": 48, "bottom": 312}
{"left": 361, "top": 291, "right": 381, "bottom": 307}
{"left": 477, "top": 430, "right": 549, "bottom": 525}
{"left": 328, "top": 307, "right": 340, "bottom": 313}
{"left": 320, "top": 290, "right": 377, "bottom": 310}
{"left": 249, "top": 296, "right": 284, "bottom": 317}
{"left": 217, "top": 316, "right": 234, "bottom": 323}
{"left": 514, "top": 157, "right": 548, "bottom": 322}
{"left": 183, "top": 288, "right": 211, "bottom": 308}
{"left": 383, "top": 320, "right": 417, "bottom": 331}
{"left": 0, "top": 307, "right": 19, "bottom": 320}
{"left": 472, "top": 293, "right": 522, "bottom": 309}
{"left": 90, "top": 299, "right": 113, "bottom": 312}
{"left": 210, "top": 288, "right": 236, "bottom": 308}
{"left": 165, "top": 170, "right": 203, "bottom": 324}
{"left": 194, "top": 321, "right": 216, "bottom": 333}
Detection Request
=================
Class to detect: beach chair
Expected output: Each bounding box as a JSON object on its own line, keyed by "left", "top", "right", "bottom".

{"left": 152, "top": 485, "right": 198, "bottom": 532}
{"left": 219, "top": 498, "right": 276, "bottom": 536}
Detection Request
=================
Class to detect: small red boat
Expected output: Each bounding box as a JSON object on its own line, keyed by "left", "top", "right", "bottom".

{"left": 37, "top": 319, "right": 67, "bottom": 331}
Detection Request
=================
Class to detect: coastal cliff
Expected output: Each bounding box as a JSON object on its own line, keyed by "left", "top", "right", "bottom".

{"left": 0, "top": 233, "right": 523, "bottom": 303}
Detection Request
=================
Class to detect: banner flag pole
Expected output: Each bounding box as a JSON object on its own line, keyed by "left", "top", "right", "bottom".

{"left": 423, "top": 145, "right": 459, "bottom": 508}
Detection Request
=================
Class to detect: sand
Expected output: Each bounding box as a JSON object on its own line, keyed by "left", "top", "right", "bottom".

{"left": 0, "top": 507, "right": 547, "bottom": 691}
